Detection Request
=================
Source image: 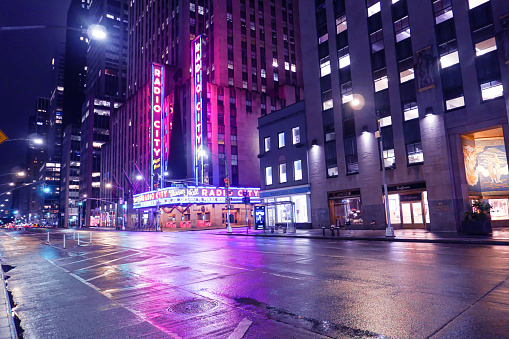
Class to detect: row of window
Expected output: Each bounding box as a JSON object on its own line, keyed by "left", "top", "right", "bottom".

{"left": 265, "top": 160, "right": 302, "bottom": 186}
{"left": 263, "top": 127, "right": 301, "bottom": 152}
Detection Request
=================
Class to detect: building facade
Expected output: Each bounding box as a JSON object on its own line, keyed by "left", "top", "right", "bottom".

{"left": 80, "top": 0, "right": 129, "bottom": 227}
{"left": 102, "top": 0, "right": 304, "bottom": 229}
{"left": 299, "top": 0, "right": 509, "bottom": 231}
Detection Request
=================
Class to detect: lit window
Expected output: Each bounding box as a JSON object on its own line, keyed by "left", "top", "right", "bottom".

{"left": 336, "top": 15, "right": 347, "bottom": 34}
{"left": 279, "top": 163, "right": 287, "bottom": 183}
{"left": 285, "top": 62, "right": 290, "bottom": 70}
{"left": 404, "top": 105, "right": 419, "bottom": 121}
{"left": 106, "top": 14, "right": 115, "bottom": 19}
{"left": 392, "top": 0, "right": 400, "bottom": 3}
{"left": 326, "top": 132, "right": 336, "bottom": 141}
{"left": 318, "top": 33, "right": 328, "bottom": 44}
{"left": 446, "top": 96, "right": 465, "bottom": 110}
{"left": 264, "top": 137, "right": 271, "bottom": 152}
{"left": 475, "top": 37, "right": 497, "bottom": 56}
{"left": 481, "top": 81, "right": 503, "bottom": 101}
{"left": 291, "top": 64, "right": 296, "bottom": 72}
{"left": 367, "top": 2, "right": 381, "bottom": 17}
{"left": 320, "top": 56, "right": 331, "bottom": 77}
{"left": 278, "top": 132, "right": 285, "bottom": 148}
{"left": 400, "top": 68, "right": 414, "bottom": 83}
{"left": 468, "top": 0, "right": 489, "bottom": 10}
{"left": 434, "top": 0, "right": 454, "bottom": 25}
{"left": 294, "top": 160, "right": 302, "bottom": 181}
{"left": 380, "top": 116, "right": 392, "bottom": 127}
{"left": 272, "top": 58, "right": 278, "bottom": 67}
{"left": 407, "top": 142, "right": 424, "bottom": 164}
{"left": 328, "top": 166, "right": 339, "bottom": 177}
{"left": 292, "top": 127, "right": 300, "bottom": 144}
{"left": 440, "top": 51, "right": 459, "bottom": 68}
{"left": 265, "top": 167, "right": 273, "bottom": 185}
{"left": 394, "top": 17, "right": 411, "bottom": 42}
{"left": 383, "top": 149, "right": 396, "bottom": 168}
{"left": 261, "top": 69, "right": 266, "bottom": 78}
{"left": 322, "top": 90, "right": 334, "bottom": 110}
{"left": 374, "top": 76, "right": 389, "bottom": 92}
{"left": 338, "top": 54, "right": 350, "bottom": 69}
{"left": 274, "top": 73, "right": 279, "bottom": 81}
{"left": 190, "top": 3, "right": 195, "bottom": 11}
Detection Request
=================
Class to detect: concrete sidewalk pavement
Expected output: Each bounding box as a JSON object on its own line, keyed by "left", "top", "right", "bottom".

{"left": 216, "top": 227, "right": 509, "bottom": 246}
{"left": 0, "top": 260, "right": 16, "bottom": 339}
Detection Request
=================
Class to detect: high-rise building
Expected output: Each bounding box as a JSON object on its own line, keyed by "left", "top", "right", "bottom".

{"left": 299, "top": 0, "right": 509, "bottom": 231}
{"left": 60, "top": 0, "right": 89, "bottom": 227}
{"left": 79, "top": 0, "right": 129, "bottom": 227}
{"left": 102, "top": 0, "right": 304, "bottom": 229}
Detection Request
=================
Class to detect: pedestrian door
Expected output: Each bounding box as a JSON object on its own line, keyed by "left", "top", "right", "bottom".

{"left": 401, "top": 201, "right": 425, "bottom": 228}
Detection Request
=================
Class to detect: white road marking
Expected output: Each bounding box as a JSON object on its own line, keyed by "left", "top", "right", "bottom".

{"left": 75, "top": 252, "right": 140, "bottom": 271}
{"left": 85, "top": 269, "right": 115, "bottom": 282}
{"left": 265, "top": 272, "right": 303, "bottom": 280}
{"left": 70, "top": 273, "right": 113, "bottom": 298}
{"left": 60, "top": 250, "right": 132, "bottom": 265}
{"left": 228, "top": 318, "right": 253, "bottom": 339}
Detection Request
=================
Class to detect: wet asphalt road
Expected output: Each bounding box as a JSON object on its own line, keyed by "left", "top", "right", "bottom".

{"left": 1, "top": 229, "right": 509, "bottom": 339}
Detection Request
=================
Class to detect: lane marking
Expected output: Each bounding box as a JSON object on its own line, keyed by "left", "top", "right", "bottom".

{"left": 60, "top": 250, "right": 132, "bottom": 265}
{"left": 85, "top": 269, "right": 116, "bottom": 282}
{"left": 266, "top": 272, "right": 303, "bottom": 280}
{"left": 75, "top": 252, "right": 140, "bottom": 271}
{"left": 70, "top": 273, "right": 113, "bottom": 298}
{"left": 228, "top": 318, "right": 253, "bottom": 339}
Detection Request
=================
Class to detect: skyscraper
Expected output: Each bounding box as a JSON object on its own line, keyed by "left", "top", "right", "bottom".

{"left": 102, "top": 0, "right": 303, "bottom": 229}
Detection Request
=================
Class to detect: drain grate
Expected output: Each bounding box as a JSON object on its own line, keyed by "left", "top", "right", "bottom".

{"left": 167, "top": 299, "right": 220, "bottom": 314}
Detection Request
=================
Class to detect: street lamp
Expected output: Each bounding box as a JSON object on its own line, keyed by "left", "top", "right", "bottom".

{"left": 105, "top": 182, "right": 125, "bottom": 231}
{"left": 350, "top": 95, "right": 395, "bottom": 238}
{"left": 199, "top": 148, "right": 232, "bottom": 233}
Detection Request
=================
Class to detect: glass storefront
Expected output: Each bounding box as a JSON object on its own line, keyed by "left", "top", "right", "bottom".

{"left": 386, "top": 190, "right": 429, "bottom": 228}
{"left": 264, "top": 193, "right": 311, "bottom": 225}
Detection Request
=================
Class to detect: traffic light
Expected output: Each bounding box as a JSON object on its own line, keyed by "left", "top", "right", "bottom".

{"left": 78, "top": 202, "right": 83, "bottom": 206}
{"left": 224, "top": 176, "right": 230, "bottom": 188}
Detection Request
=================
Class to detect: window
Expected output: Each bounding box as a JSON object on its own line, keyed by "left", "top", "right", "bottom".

{"left": 328, "top": 166, "right": 339, "bottom": 177}
{"left": 322, "top": 90, "right": 334, "bottom": 110}
{"left": 446, "top": 96, "right": 465, "bottom": 110}
{"left": 265, "top": 167, "right": 273, "bottom": 185}
{"left": 339, "top": 54, "right": 350, "bottom": 69}
{"left": 374, "top": 76, "right": 389, "bottom": 92}
{"left": 279, "top": 163, "right": 287, "bottom": 183}
{"left": 404, "top": 104, "right": 419, "bottom": 121}
{"left": 278, "top": 132, "right": 285, "bottom": 148}
{"left": 468, "top": 0, "right": 489, "bottom": 10}
{"left": 475, "top": 37, "right": 497, "bottom": 56}
{"left": 383, "top": 149, "right": 396, "bottom": 168}
{"left": 380, "top": 116, "right": 392, "bottom": 127}
{"left": 400, "top": 68, "right": 414, "bottom": 83}
{"left": 264, "top": 137, "right": 271, "bottom": 152}
{"left": 320, "top": 56, "right": 331, "bottom": 77}
{"left": 481, "top": 81, "right": 503, "bottom": 101}
{"left": 336, "top": 15, "right": 347, "bottom": 34}
{"left": 367, "top": 2, "right": 381, "bottom": 17}
{"left": 341, "top": 81, "right": 353, "bottom": 103}
{"left": 394, "top": 16, "right": 411, "bottom": 42}
{"left": 318, "top": 33, "right": 328, "bottom": 44}
{"left": 434, "top": 0, "right": 454, "bottom": 24}
{"left": 440, "top": 51, "right": 459, "bottom": 68}
{"left": 294, "top": 160, "right": 302, "bottom": 180}
{"left": 407, "top": 142, "right": 424, "bottom": 164}
{"left": 292, "top": 127, "right": 300, "bottom": 144}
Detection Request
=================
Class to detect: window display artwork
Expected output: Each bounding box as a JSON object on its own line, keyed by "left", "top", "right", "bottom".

{"left": 488, "top": 198, "right": 509, "bottom": 220}
{"left": 462, "top": 136, "right": 509, "bottom": 196}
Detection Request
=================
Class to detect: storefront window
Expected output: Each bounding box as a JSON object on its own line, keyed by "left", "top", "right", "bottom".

{"left": 292, "top": 194, "right": 309, "bottom": 223}
{"left": 388, "top": 194, "right": 401, "bottom": 224}
{"left": 423, "top": 191, "right": 430, "bottom": 223}
{"left": 276, "top": 197, "right": 291, "bottom": 223}
{"left": 489, "top": 198, "right": 509, "bottom": 220}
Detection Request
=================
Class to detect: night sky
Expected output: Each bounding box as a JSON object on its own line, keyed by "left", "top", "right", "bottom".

{"left": 0, "top": 0, "right": 71, "bottom": 182}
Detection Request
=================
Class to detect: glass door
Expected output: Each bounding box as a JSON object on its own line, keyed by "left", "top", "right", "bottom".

{"left": 401, "top": 201, "right": 426, "bottom": 228}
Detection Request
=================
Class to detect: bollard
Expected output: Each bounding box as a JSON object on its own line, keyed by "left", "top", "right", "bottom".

{"left": 63, "top": 234, "right": 66, "bottom": 248}
{"left": 77, "top": 233, "right": 80, "bottom": 246}
{"left": 322, "top": 226, "right": 325, "bottom": 236}
{"left": 90, "top": 232, "right": 92, "bottom": 244}
{"left": 330, "top": 226, "right": 335, "bottom": 237}
{"left": 47, "top": 232, "right": 50, "bottom": 243}
{"left": 73, "top": 230, "right": 76, "bottom": 239}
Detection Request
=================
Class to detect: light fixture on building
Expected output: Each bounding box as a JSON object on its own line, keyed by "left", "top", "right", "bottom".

{"left": 425, "top": 107, "right": 434, "bottom": 116}
{"left": 362, "top": 125, "right": 369, "bottom": 133}
{"left": 311, "top": 139, "right": 318, "bottom": 146}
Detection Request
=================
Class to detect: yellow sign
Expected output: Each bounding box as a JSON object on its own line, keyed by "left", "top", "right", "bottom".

{"left": 0, "top": 129, "right": 8, "bottom": 145}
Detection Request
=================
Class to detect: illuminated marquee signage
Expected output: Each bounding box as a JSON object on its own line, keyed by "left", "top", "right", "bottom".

{"left": 133, "top": 187, "right": 261, "bottom": 208}
{"left": 192, "top": 36, "right": 205, "bottom": 184}
{"left": 151, "top": 63, "right": 165, "bottom": 190}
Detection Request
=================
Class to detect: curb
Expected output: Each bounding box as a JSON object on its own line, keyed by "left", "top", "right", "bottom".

{"left": 215, "top": 232, "right": 509, "bottom": 246}
{"left": 0, "top": 261, "right": 17, "bottom": 339}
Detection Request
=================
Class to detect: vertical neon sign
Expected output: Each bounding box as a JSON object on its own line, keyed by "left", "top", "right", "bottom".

{"left": 151, "top": 63, "right": 164, "bottom": 190}
{"left": 192, "top": 36, "right": 204, "bottom": 184}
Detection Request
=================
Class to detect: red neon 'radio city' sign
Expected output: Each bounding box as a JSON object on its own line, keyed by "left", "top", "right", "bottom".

{"left": 151, "top": 63, "right": 164, "bottom": 189}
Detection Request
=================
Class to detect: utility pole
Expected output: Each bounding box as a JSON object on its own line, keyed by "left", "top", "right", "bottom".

{"left": 225, "top": 147, "right": 231, "bottom": 234}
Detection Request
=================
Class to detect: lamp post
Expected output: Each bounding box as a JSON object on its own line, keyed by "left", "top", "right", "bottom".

{"left": 198, "top": 148, "right": 232, "bottom": 233}
{"left": 105, "top": 182, "right": 125, "bottom": 230}
{"left": 350, "top": 96, "right": 395, "bottom": 237}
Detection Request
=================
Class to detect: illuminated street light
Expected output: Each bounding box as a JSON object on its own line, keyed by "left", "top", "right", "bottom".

{"left": 105, "top": 183, "right": 113, "bottom": 188}
{"left": 87, "top": 24, "right": 107, "bottom": 40}
{"left": 17, "top": 171, "right": 26, "bottom": 177}
{"left": 105, "top": 182, "right": 125, "bottom": 230}
{"left": 136, "top": 174, "right": 143, "bottom": 181}
{"left": 9, "top": 182, "right": 14, "bottom": 186}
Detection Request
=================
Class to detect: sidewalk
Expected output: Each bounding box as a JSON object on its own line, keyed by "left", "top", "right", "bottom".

{"left": 216, "top": 227, "right": 509, "bottom": 246}
{"left": 0, "top": 261, "right": 17, "bottom": 339}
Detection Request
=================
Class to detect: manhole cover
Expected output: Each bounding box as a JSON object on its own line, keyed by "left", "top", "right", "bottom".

{"left": 167, "top": 299, "right": 220, "bottom": 314}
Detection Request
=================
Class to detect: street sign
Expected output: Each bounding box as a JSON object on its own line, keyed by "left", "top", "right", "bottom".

{"left": 242, "top": 196, "right": 250, "bottom": 204}
{"left": 0, "top": 129, "right": 8, "bottom": 145}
